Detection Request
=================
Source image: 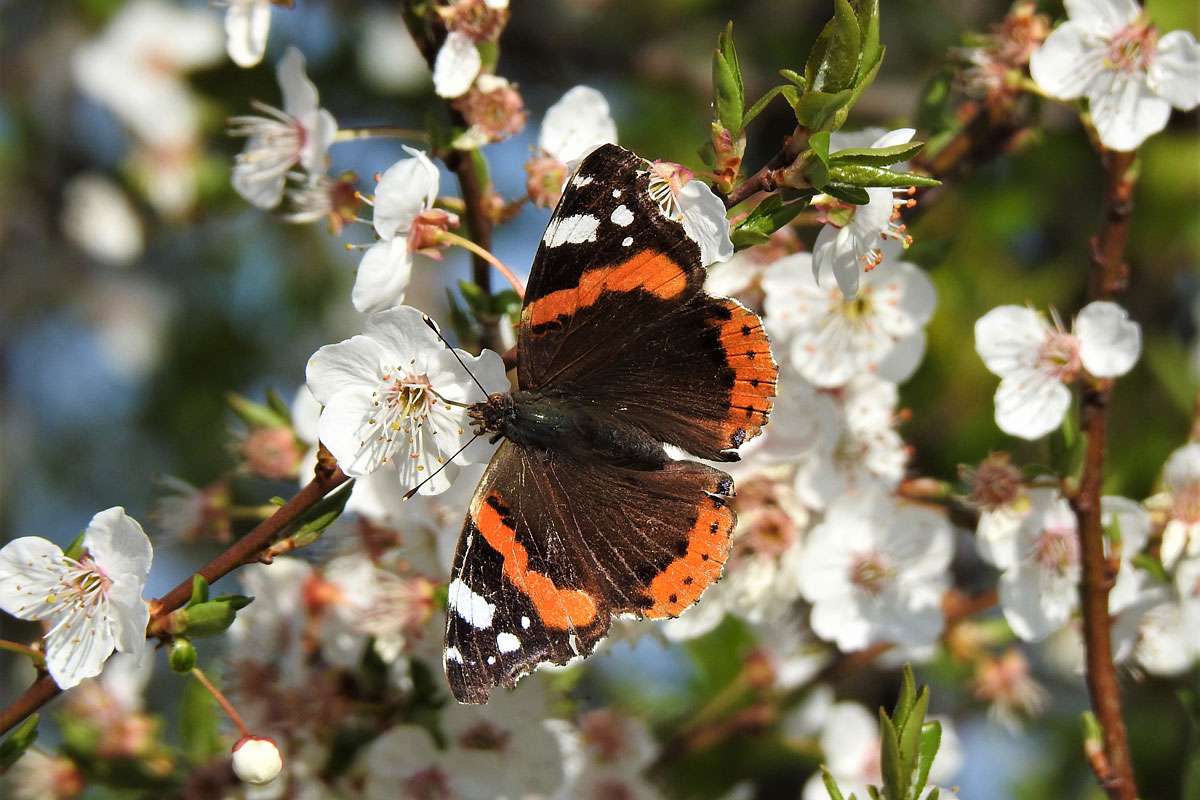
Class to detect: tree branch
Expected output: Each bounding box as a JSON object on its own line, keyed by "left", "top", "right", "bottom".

{"left": 1070, "top": 148, "right": 1138, "bottom": 800}
{"left": 0, "top": 450, "right": 349, "bottom": 737}
{"left": 722, "top": 127, "right": 808, "bottom": 209}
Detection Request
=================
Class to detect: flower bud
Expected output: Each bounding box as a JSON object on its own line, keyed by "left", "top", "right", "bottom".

{"left": 232, "top": 736, "right": 282, "bottom": 785}
{"left": 168, "top": 637, "right": 197, "bottom": 673}
{"left": 241, "top": 426, "right": 303, "bottom": 480}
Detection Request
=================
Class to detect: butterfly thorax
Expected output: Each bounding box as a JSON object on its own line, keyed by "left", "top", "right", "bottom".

{"left": 469, "top": 391, "right": 668, "bottom": 469}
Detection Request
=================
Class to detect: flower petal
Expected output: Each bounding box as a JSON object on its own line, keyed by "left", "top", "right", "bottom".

{"left": 1075, "top": 300, "right": 1140, "bottom": 377}
{"left": 306, "top": 335, "right": 386, "bottom": 404}
{"left": 1100, "top": 495, "right": 1150, "bottom": 559}
{"left": 974, "top": 305, "right": 1047, "bottom": 377}
{"left": 278, "top": 47, "right": 320, "bottom": 119}
{"left": 869, "top": 127, "right": 916, "bottom": 149}
{"left": 1149, "top": 30, "right": 1200, "bottom": 111}
{"left": 1064, "top": 0, "right": 1140, "bottom": 36}
{"left": 362, "top": 305, "right": 445, "bottom": 364}
{"left": 353, "top": 239, "right": 413, "bottom": 314}
{"left": 1088, "top": 70, "right": 1171, "bottom": 151}
{"left": 678, "top": 180, "right": 733, "bottom": 265}
{"left": 300, "top": 109, "right": 338, "bottom": 174}
{"left": 994, "top": 368, "right": 1071, "bottom": 440}
{"left": 44, "top": 604, "right": 116, "bottom": 689}
{"left": 1030, "top": 22, "right": 1105, "bottom": 100}
{"left": 317, "top": 384, "right": 392, "bottom": 477}
{"left": 813, "top": 223, "right": 861, "bottom": 296}
{"left": 0, "top": 537, "right": 67, "bottom": 621}
{"left": 225, "top": 0, "right": 271, "bottom": 68}
{"left": 107, "top": 576, "right": 151, "bottom": 655}
{"left": 433, "top": 31, "right": 481, "bottom": 98}
{"left": 84, "top": 507, "right": 153, "bottom": 581}
{"left": 232, "top": 151, "right": 287, "bottom": 209}
{"left": 999, "top": 565, "right": 1075, "bottom": 641}
{"left": 373, "top": 148, "right": 439, "bottom": 239}
{"left": 539, "top": 86, "right": 618, "bottom": 164}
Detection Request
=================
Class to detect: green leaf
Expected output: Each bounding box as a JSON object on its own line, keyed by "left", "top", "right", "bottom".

{"left": 1131, "top": 552, "right": 1171, "bottom": 584}
{"left": 181, "top": 673, "right": 222, "bottom": 763}
{"left": 265, "top": 388, "right": 293, "bottom": 426}
{"left": 187, "top": 574, "right": 210, "bottom": 608}
{"left": 778, "top": 68, "right": 806, "bottom": 89}
{"left": 731, "top": 195, "right": 806, "bottom": 249}
{"left": 794, "top": 89, "right": 853, "bottom": 133}
{"left": 0, "top": 714, "right": 39, "bottom": 774}
{"left": 898, "top": 688, "right": 930, "bottom": 796}
{"left": 63, "top": 530, "right": 87, "bottom": 560}
{"left": 712, "top": 22, "right": 744, "bottom": 132}
{"left": 821, "top": 766, "right": 848, "bottom": 800}
{"left": 743, "top": 85, "right": 790, "bottom": 129}
{"left": 830, "top": 141, "right": 925, "bottom": 167}
{"left": 827, "top": 163, "right": 940, "bottom": 188}
{"left": 853, "top": 0, "right": 881, "bottom": 81}
{"left": 805, "top": 0, "right": 862, "bottom": 94}
{"left": 879, "top": 709, "right": 905, "bottom": 800}
{"left": 914, "top": 720, "right": 941, "bottom": 798}
{"left": 822, "top": 183, "right": 871, "bottom": 205}
{"left": 226, "top": 391, "right": 289, "bottom": 429}
{"left": 288, "top": 481, "right": 353, "bottom": 547}
{"left": 893, "top": 665, "right": 918, "bottom": 730}
{"left": 179, "top": 596, "right": 253, "bottom": 637}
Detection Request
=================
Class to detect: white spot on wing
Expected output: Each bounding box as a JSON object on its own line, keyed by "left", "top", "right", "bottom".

{"left": 448, "top": 578, "right": 496, "bottom": 629}
{"left": 487, "top": 655, "right": 496, "bottom": 665}
{"left": 612, "top": 189, "right": 621, "bottom": 198}
{"left": 543, "top": 214, "right": 601, "bottom": 248}
{"left": 621, "top": 236, "right": 633, "bottom": 247}
{"left": 610, "top": 204, "right": 634, "bottom": 227}
{"left": 521, "top": 615, "right": 531, "bottom": 629}
{"left": 497, "top": 632, "right": 521, "bottom": 653}
{"left": 571, "top": 174, "right": 593, "bottom": 188}
{"left": 445, "top": 646, "right": 465, "bottom": 664}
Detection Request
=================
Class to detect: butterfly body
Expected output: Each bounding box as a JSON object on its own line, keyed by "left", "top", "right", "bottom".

{"left": 444, "top": 144, "right": 778, "bottom": 704}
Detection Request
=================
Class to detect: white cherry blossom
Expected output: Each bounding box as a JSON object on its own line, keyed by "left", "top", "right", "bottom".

{"left": 0, "top": 508, "right": 153, "bottom": 690}
{"left": 228, "top": 558, "right": 312, "bottom": 686}
{"left": 797, "top": 488, "right": 953, "bottom": 652}
{"left": 998, "top": 489, "right": 1080, "bottom": 641}
{"left": 433, "top": 31, "right": 482, "bottom": 98}
{"left": 229, "top": 47, "right": 338, "bottom": 210}
{"left": 646, "top": 162, "right": 734, "bottom": 266}
{"left": 305, "top": 306, "right": 508, "bottom": 495}
{"left": 539, "top": 86, "right": 618, "bottom": 166}
{"left": 60, "top": 173, "right": 144, "bottom": 267}
{"left": 975, "top": 301, "right": 1141, "bottom": 439}
{"left": 814, "top": 128, "right": 918, "bottom": 296}
{"left": 548, "top": 709, "right": 660, "bottom": 800}
{"left": 1030, "top": 0, "right": 1200, "bottom": 151}
{"left": 353, "top": 148, "right": 442, "bottom": 313}
{"left": 763, "top": 246, "right": 936, "bottom": 388}
{"left": 225, "top": 0, "right": 273, "bottom": 68}
{"left": 1158, "top": 442, "right": 1200, "bottom": 567}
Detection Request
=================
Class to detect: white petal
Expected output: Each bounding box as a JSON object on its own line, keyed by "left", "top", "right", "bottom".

{"left": 678, "top": 180, "right": 733, "bottom": 265}
{"left": 45, "top": 604, "right": 115, "bottom": 689}
{"left": 84, "top": 507, "right": 153, "bottom": 580}
{"left": 300, "top": 109, "right": 338, "bottom": 174}
{"left": 1150, "top": 30, "right": 1200, "bottom": 110}
{"left": 1100, "top": 495, "right": 1150, "bottom": 558}
{"left": 1075, "top": 300, "right": 1140, "bottom": 377}
{"left": 362, "top": 304, "right": 445, "bottom": 362}
{"left": 1000, "top": 566, "right": 1075, "bottom": 641}
{"left": 875, "top": 332, "right": 927, "bottom": 385}
{"left": 994, "top": 369, "right": 1071, "bottom": 439}
{"left": 869, "top": 127, "right": 916, "bottom": 149}
{"left": 107, "top": 576, "right": 151, "bottom": 655}
{"left": 292, "top": 385, "right": 322, "bottom": 444}
{"left": 306, "top": 335, "right": 386, "bottom": 404}
{"left": 1161, "top": 519, "right": 1191, "bottom": 569}
{"left": 1165, "top": 443, "right": 1200, "bottom": 491}
{"left": 820, "top": 703, "right": 878, "bottom": 777}
{"left": 1089, "top": 70, "right": 1172, "bottom": 151}
{"left": 225, "top": 0, "right": 271, "bottom": 69}
{"left": 353, "top": 239, "right": 413, "bottom": 314}
{"left": 1030, "top": 22, "right": 1105, "bottom": 100}
{"left": 812, "top": 224, "right": 861, "bottom": 296}
{"left": 539, "top": 86, "right": 618, "bottom": 164}
{"left": 317, "top": 385, "right": 392, "bottom": 477}
{"left": 0, "top": 537, "right": 68, "bottom": 620}
{"left": 232, "top": 156, "right": 287, "bottom": 209}
{"left": 976, "top": 508, "right": 1024, "bottom": 570}
{"left": 278, "top": 47, "right": 320, "bottom": 119}
{"left": 373, "top": 147, "right": 439, "bottom": 239}
{"left": 1064, "top": 0, "right": 1140, "bottom": 36}
{"left": 975, "top": 305, "right": 1048, "bottom": 376}
{"left": 433, "top": 31, "right": 481, "bottom": 99}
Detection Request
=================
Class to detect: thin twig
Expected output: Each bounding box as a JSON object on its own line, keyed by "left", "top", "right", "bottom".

{"left": 191, "top": 667, "right": 251, "bottom": 738}
{"left": 722, "top": 126, "right": 809, "bottom": 210}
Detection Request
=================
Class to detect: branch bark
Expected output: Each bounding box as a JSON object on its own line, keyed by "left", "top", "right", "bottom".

{"left": 0, "top": 451, "right": 349, "bottom": 737}
{"left": 1070, "top": 148, "right": 1138, "bottom": 800}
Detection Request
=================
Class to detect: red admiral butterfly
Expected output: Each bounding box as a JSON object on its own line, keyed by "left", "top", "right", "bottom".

{"left": 444, "top": 144, "right": 778, "bottom": 703}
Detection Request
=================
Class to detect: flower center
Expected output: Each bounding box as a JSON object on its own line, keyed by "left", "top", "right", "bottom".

{"left": 1174, "top": 483, "right": 1200, "bottom": 525}
{"left": 1031, "top": 526, "right": 1078, "bottom": 574}
{"left": 849, "top": 552, "right": 892, "bottom": 595}
{"left": 403, "top": 766, "right": 454, "bottom": 800}
{"left": 837, "top": 288, "right": 874, "bottom": 322}
{"left": 1107, "top": 21, "right": 1157, "bottom": 73}
{"left": 647, "top": 161, "right": 693, "bottom": 221}
{"left": 364, "top": 371, "right": 439, "bottom": 467}
{"left": 457, "top": 721, "right": 511, "bottom": 752}
{"left": 44, "top": 557, "right": 112, "bottom": 625}
{"left": 1037, "top": 330, "right": 1081, "bottom": 381}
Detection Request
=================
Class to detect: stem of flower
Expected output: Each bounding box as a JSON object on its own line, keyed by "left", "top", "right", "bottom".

{"left": 0, "top": 639, "right": 44, "bottom": 667}
{"left": 190, "top": 667, "right": 251, "bottom": 739}
{"left": 333, "top": 126, "right": 429, "bottom": 143}
{"left": 438, "top": 230, "right": 526, "bottom": 298}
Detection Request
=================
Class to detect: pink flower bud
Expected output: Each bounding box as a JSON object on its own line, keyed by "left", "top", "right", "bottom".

{"left": 241, "top": 426, "right": 303, "bottom": 481}
{"left": 231, "top": 736, "right": 282, "bottom": 786}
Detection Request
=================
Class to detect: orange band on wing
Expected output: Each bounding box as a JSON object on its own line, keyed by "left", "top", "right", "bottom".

{"left": 475, "top": 495, "right": 598, "bottom": 630}
{"left": 713, "top": 301, "right": 778, "bottom": 450}
{"left": 644, "top": 499, "right": 733, "bottom": 618}
{"left": 524, "top": 250, "right": 690, "bottom": 327}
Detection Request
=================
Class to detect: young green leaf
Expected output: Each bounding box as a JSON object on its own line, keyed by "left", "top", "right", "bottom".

{"left": 794, "top": 89, "right": 853, "bottom": 132}
{"left": 187, "top": 574, "right": 210, "bottom": 608}
{"left": 827, "top": 164, "right": 940, "bottom": 189}
{"left": 805, "top": 0, "right": 862, "bottom": 94}
{"left": 853, "top": 0, "right": 881, "bottom": 80}
{"left": 894, "top": 665, "right": 918, "bottom": 731}
{"left": 822, "top": 183, "right": 871, "bottom": 205}
{"left": 898, "top": 687, "right": 931, "bottom": 795}
{"left": 779, "top": 68, "right": 807, "bottom": 89}
{"left": 879, "top": 710, "right": 905, "bottom": 800}
{"left": 914, "top": 720, "right": 943, "bottom": 798}
{"left": 0, "top": 714, "right": 39, "bottom": 774}
{"left": 821, "top": 766, "right": 848, "bottom": 800}
{"left": 731, "top": 195, "right": 806, "bottom": 249}
{"left": 830, "top": 141, "right": 926, "bottom": 167}
{"left": 712, "top": 22, "right": 744, "bottom": 132}
{"left": 226, "top": 391, "right": 290, "bottom": 430}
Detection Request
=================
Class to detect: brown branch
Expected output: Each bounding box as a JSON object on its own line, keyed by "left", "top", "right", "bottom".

{"left": 722, "top": 127, "right": 809, "bottom": 209}
{"left": 1070, "top": 148, "right": 1138, "bottom": 800}
{"left": 0, "top": 450, "right": 349, "bottom": 738}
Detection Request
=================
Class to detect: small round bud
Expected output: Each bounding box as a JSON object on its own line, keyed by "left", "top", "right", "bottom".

{"left": 232, "top": 736, "right": 282, "bottom": 786}
{"left": 168, "top": 638, "right": 197, "bottom": 673}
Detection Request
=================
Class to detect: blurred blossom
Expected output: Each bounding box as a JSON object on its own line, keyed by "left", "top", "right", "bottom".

{"left": 526, "top": 85, "right": 617, "bottom": 208}
{"left": 434, "top": 31, "right": 483, "bottom": 98}
{"left": 764, "top": 246, "right": 936, "bottom": 388}
{"left": 813, "top": 128, "right": 917, "bottom": 296}
{"left": 357, "top": 10, "right": 430, "bottom": 93}
{"left": 1157, "top": 442, "right": 1200, "bottom": 567}
{"left": 703, "top": 227, "right": 801, "bottom": 311}
{"left": 128, "top": 144, "right": 205, "bottom": 217}
{"left": 975, "top": 301, "right": 1141, "bottom": 440}
{"left": 646, "top": 161, "right": 733, "bottom": 266}
{"left": 304, "top": 306, "right": 508, "bottom": 494}
{"left": 972, "top": 648, "right": 1047, "bottom": 731}
{"left": 956, "top": 2, "right": 1049, "bottom": 103}
{"left": 240, "top": 425, "right": 303, "bottom": 480}
{"left": 225, "top": 0, "right": 274, "bottom": 68}
{"left": 1, "top": 748, "right": 85, "bottom": 800}
{"left": 963, "top": 453, "right": 1030, "bottom": 570}
{"left": 997, "top": 488, "right": 1078, "bottom": 641}
{"left": 452, "top": 75, "right": 528, "bottom": 148}
{"left": 82, "top": 277, "right": 175, "bottom": 379}
{"left": 798, "top": 489, "right": 953, "bottom": 651}
{"left": 800, "top": 702, "right": 962, "bottom": 800}
{"left": 0, "top": 508, "right": 153, "bottom": 689}
{"left": 1030, "top": 0, "right": 1200, "bottom": 151}
{"left": 60, "top": 173, "right": 144, "bottom": 267}
{"left": 230, "top": 558, "right": 312, "bottom": 687}
{"left": 71, "top": 0, "right": 223, "bottom": 150}
{"left": 549, "top": 709, "right": 661, "bottom": 800}
{"left": 229, "top": 47, "right": 338, "bottom": 210}
{"left": 152, "top": 477, "right": 232, "bottom": 544}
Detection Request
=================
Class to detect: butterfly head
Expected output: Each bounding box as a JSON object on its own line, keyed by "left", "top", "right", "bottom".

{"left": 468, "top": 392, "right": 514, "bottom": 437}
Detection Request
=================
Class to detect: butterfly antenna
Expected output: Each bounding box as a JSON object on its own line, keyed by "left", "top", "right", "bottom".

{"left": 403, "top": 434, "right": 480, "bottom": 500}
{"left": 422, "top": 314, "right": 489, "bottom": 397}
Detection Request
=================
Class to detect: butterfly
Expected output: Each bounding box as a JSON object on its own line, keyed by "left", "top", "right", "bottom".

{"left": 444, "top": 143, "right": 778, "bottom": 703}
